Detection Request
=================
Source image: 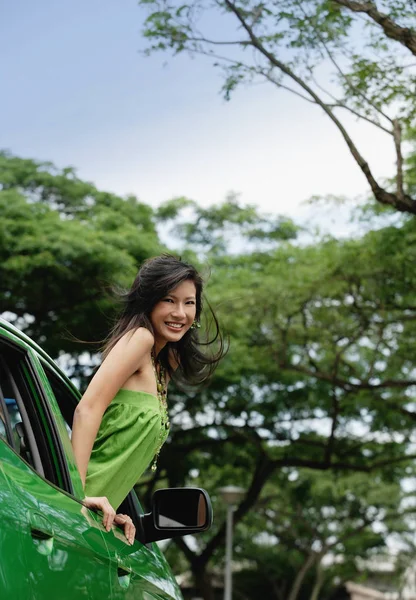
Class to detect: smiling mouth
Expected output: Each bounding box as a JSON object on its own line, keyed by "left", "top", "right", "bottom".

{"left": 165, "top": 322, "right": 185, "bottom": 330}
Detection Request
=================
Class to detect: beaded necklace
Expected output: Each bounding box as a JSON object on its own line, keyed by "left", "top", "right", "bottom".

{"left": 150, "top": 350, "right": 170, "bottom": 472}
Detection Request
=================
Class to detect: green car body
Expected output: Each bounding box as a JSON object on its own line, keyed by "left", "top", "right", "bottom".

{"left": 0, "top": 317, "right": 201, "bottom": 600}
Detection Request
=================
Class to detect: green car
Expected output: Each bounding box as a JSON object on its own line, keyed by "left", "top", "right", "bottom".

{"left": 0, "top": 317, "right": 212, "bottom": 599}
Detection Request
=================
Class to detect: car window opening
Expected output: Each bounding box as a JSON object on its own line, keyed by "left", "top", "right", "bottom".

{"left": 0, "top": 346, "right": 59, "bottom": 482}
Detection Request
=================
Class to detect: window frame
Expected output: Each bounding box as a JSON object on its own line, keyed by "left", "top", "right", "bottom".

{"left": 0, "top": 353, "right": 46, "bottom": 477}
{"left": 0, "top": 335, "right": 72, "bottom": 493}
{"left": 24, "top": 350, "right": 74, "bottom": 494}
{"left": 0, "top": 373, "right": 15, "bottom": 447}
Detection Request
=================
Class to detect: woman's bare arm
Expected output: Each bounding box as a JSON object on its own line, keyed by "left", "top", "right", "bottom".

{"left": 71, "top": 327, "right": 154, "bottom": 488}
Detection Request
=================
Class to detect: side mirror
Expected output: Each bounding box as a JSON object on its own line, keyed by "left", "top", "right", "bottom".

{"left": 141, "top": 488, "right": 213, "bottom": 544}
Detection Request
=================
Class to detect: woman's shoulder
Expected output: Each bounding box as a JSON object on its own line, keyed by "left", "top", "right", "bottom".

{"left": 118, "top": 327, "right": 154, "bottom": 355}
{"left": 110, "top": 327, "right": 154, "bottom": 373}
{"left": 128, "top": 326, "right": 154, "bottom": 344}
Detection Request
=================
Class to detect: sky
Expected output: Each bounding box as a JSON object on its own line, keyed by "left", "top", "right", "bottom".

{"left": 1, "top": 0, "right": 397, "bottom": 235}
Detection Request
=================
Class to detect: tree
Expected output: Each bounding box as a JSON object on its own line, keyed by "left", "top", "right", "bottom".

{"left": 232, "top": 469, "right": 413, "bottom": 600}
{"left": 138, "top": 0, "right": 416, "bottom": 214}
{"left": 4, "top": 150, "right": 416, "bottom": 598}
{"left": 135, "top": 206, "right": 416, "bottom": 598}
{"left": 332, "top": 0, "right": 416, "bottom": 56}
{"left": 0, "top": 152, "right": 164, "bottom": 381}
{"left": 156, "top": 194, "right": 298, "bottom": 255}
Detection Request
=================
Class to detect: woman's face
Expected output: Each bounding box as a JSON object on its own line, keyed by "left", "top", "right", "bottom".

{"left": 150, "top": 279, "right": 197, "bottom": 347}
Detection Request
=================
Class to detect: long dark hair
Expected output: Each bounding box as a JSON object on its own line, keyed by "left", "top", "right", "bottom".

{"left": 102, "top": 254, "right": 227, "bottom": 385}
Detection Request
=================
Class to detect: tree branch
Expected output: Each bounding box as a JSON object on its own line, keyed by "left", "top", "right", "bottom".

{"left": 279, "top": 359, "right": 416, "bottom": 392}
{"left": 261, "top": 69, "right": 318, "bottom": 104}
{"left": 295, "top": 0, "right": 394, "bottom": 125}
{"left": 288, "top": 551, "right": 319, "bottom": 600}
{"left": 181, "top": 35, "right": 250, "bottom": 46}
{"left": 324, "top": 388, "right": 340, "bottom": 464}
{"left": 271, "top": 453, "right": 416, "bottom": 472}
{"left": 173, "top": 535, "right": 196, "bottom": 564}
{"left": 222, "top": 0, "right": 416, "bottom": 214}
{"left": 393, "top": 118, "right": 405, "bottom": 200}
{"left": 195, "top": 453, "right": 275, "bottom": 570}
{"left": 164, "top": 450, "right": 416, "bottom": 581}
{"left": 332, "top": 0, "right": 416, "bottom": 57}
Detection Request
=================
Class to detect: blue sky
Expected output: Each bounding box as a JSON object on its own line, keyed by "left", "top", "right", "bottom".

{"left": 1, "top": 0, "right": 396, "bottom": 233}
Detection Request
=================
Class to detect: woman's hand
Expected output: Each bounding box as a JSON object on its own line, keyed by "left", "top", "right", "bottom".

{"left": 82, "top": 497, "right": 135, "bottom": 545}
{"left": 114, "top": 513, "right": 136, "bottom": 546}
{"left": 83, "top": 496, "right": 116, "bottom": 532}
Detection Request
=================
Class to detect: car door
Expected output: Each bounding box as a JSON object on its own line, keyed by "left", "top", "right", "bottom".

{"left": 0, "top": 333, "right": 113, "bottom": 600}
{"left": 101, "top": 499, "right": 179, "bottom": 600}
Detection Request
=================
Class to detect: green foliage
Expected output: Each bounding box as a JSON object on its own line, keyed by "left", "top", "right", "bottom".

{"left": 138, "top": 0, "right": 416, "bottom": 120}
{"left": 152, "top": 209, "right": 416, "bottom": 597}
{"left": 231, "top": 469, "right": 408, "bottom": 598}
{"left": 156, "top": 193, "right": 298, "bottom": 255}
{"left": 0, "top": 152, "right": 164, "bottom": 374}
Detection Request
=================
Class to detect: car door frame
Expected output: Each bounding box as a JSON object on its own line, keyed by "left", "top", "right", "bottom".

{"left": 0, "top": 329, "right": 117, "bottom": 599}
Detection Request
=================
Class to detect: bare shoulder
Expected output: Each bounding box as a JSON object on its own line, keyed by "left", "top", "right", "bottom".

{"left": 80, "top": 327, "right": 155, "bottom": 411}
{"left": 114, "top": 327, "right": 154, "bottom": 368}
{"left": 126, "top": 327, "right": 154, "bottom": 348}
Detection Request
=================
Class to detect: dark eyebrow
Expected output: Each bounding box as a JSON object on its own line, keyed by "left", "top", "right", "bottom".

{"left": 167, "top": 294, "right": 196, "bottom": 300}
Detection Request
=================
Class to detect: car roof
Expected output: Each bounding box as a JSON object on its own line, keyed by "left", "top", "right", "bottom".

{"left": 0, "top": 316, "right": 81, "bottom": 398}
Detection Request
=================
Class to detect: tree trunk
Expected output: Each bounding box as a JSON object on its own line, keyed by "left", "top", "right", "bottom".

{"left": 271, "top": 578, "right": 287, "bottom": 600}
{"left": 287, "top": 552, "right": 317, "bottom": 600}
{"left": 309, "top": 559, "right": 325, "bottom": 600}
{"left": 193, "top": 565, "right": 215, "bottom": 600}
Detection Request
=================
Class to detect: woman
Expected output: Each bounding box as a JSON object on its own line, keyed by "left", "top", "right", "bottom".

{"left": 71, "top": 254, "right": 225, "bottom": 544}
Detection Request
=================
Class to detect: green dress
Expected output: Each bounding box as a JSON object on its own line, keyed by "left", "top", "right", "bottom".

{"left": 84, "top": 388, "right": 169, "bottom": 510}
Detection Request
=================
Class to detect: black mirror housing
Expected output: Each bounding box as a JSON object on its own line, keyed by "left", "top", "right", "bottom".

{"left": 140, "top": 487, "right": 213, "bottom": 544}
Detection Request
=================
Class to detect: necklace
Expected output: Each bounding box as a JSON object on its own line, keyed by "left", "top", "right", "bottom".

{"left": 150, "top": 350, "right": 170, "bottom": 472}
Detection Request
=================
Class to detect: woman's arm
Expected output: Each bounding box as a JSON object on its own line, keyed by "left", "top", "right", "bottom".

{"left": 71, "top": 327, "right": 154, "bottom": 487}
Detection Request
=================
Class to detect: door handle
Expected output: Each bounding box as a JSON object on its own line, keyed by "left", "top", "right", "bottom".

{"left": 29, "top": 511, "right": 54, "bottom": 555}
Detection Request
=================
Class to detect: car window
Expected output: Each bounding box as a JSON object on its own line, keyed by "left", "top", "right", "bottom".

{"left": 0, "top": 338, "right": 69, "bottom": 488}
{"left": 0, "top": 396, "right": 10, "bottom": 442}
{"left": 0, "top": 352, "right": 45, "bottom": 475}
{"left": 0, "top": 412, "right": 6, "bottom": 440}
{"left": 0, "top": 360, "right": 21, "bottom": 448}
{"left": 0, "top": 374, "right": 11, "bottom": 443}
